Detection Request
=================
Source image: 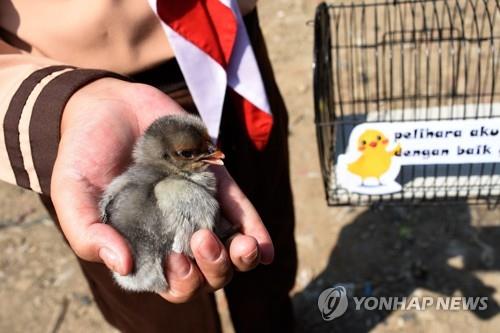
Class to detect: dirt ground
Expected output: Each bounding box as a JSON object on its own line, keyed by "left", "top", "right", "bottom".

{"left": 1, "top": 1, "right": 500, "bottom": 332}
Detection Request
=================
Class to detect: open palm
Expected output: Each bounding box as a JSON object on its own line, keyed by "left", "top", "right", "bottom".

{"left": 51, "top": 78, "right": 273, "bottom": 303}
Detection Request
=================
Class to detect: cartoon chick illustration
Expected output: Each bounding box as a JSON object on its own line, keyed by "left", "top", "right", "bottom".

{"left": 348, "top": 129, "right": 401, "bottom": 185}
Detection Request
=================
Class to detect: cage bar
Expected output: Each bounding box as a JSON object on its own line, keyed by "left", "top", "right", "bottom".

{"left": 313, "top": 0, "right": 500, "bottom": 206}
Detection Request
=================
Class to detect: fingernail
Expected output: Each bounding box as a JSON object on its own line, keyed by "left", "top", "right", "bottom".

{"left": 99, "top": 247, "right": 122, "bottom": 275}
{"left": 242, "top": 247, "right": 259, "bottom": 265}
{"left": 198, "top": 233, "right": 222, "bottom": 261}
{"left": 166, "top": 253, "right": 192, "bottom": 278}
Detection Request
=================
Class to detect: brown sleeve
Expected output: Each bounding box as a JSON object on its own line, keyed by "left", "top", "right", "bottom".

{"left": 0, "top": 39, "right": 128, "bottom": 195}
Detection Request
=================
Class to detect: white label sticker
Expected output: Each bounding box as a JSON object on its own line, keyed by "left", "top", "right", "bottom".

{"left": 336, "top": 118, "right": 500, "bottom": 195}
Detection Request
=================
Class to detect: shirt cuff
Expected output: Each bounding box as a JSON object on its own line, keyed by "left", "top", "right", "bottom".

{"left": 4, "top": 66, "right": 129, "bottom": 194}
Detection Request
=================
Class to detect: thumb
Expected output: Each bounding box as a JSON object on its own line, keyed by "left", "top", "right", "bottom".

{"left": 51, "top": 167, "right": 133, "bottom": 276}
{"left": 77, "top": 223, "right": 133, "bottom": 276}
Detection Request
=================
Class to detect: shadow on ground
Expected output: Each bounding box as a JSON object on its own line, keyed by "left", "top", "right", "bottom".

{"left": 294, "top": 204, "right": 500, "bottom": 332}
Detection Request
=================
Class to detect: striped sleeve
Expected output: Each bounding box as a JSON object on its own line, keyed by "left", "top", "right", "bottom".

{"left": 0, "top": 48, "right": 127, "bottom": 195}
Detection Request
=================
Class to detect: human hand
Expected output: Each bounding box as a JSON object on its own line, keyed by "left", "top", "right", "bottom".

{"left": 51, "top": 78, "right": 274, "bottom": 303}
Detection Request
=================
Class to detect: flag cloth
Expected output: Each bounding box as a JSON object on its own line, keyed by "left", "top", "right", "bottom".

{"left": 148, "top": 0, "right": 273, "bottom": 150}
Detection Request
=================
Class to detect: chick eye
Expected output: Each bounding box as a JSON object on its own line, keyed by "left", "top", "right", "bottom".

{"left": 376, "top": 135, "right": 382, "bottom": 141}
{"left": 361, "top": 140, "right": 367, "bottom": 145}
{"left": 177, "top": 150, "right": 195, "bottom": 159}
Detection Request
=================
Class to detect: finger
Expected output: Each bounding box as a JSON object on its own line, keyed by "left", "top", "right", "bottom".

{"left": 225, "top": 233, "right": 261, "bottom": 272}
{"left": 160, "top": 253, "right": 204, "bottom": 303}
{"left": 51, "top": 159, "right": 133, "bottom": 276}
{"left": 191, "top": 230, "right": 233, "bottom": 291}
{"left": 212, "top": 167, "right": 274, "bottom": 264}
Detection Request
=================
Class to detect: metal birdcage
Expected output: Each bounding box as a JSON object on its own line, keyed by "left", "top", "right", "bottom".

{"left": 313, "top": 0, "right": 500, "bottom": 206}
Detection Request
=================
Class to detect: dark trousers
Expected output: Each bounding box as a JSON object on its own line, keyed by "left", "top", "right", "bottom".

{"left": 41, "top": 10, "right": 297, "bottom": 333}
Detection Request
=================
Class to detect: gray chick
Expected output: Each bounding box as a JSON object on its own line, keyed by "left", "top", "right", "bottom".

{"left": 99, "top": 114, "right": 225, "bottom": 293}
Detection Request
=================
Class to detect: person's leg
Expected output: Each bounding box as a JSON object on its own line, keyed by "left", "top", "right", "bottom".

{"left": 40, "top": 196, "right": 222, "bottom": 333}
{"left": 219, "top": 89, "right": 297, "bottom": 333}
{"left": 219, "top": 10, "right": 298, "bottom": 333}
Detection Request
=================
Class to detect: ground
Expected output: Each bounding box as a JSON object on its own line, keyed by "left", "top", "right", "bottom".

{"left": 1, "top": 1, "right": 500, "bottom": 332}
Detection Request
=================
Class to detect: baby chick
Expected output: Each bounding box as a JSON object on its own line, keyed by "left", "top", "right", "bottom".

{"left": 99, "top": 114, "right": 225, "bottom": 293}
{"left": 348, "top": 129, "right": 401, "bottom": 185}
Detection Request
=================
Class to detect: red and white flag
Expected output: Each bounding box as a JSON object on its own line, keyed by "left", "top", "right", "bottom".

{"left": 148, "top": 0, "right": 273, "bottom": 150}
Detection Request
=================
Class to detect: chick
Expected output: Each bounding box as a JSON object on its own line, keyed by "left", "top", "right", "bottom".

{"left": 347, "top": 129, "right": 401, "bottom": 185}
{"left": 99, "top": 114, "right": 225, "bottom": 293}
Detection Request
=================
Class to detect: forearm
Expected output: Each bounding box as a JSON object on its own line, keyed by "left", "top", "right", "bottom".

{"left": 0, "top": 42, "right": 125, "bottom": 194}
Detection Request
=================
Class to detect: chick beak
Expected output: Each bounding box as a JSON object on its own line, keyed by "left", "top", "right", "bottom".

{"left": 201, "top": 150, "right": 225, "bottom": 166}
{"left": 369, "top": 141, "right": 378, "bottom": 148}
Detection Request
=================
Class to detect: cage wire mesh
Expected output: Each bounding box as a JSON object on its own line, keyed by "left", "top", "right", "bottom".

{"left": 313, "top": 0, "right": 500, "bottom": 206}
